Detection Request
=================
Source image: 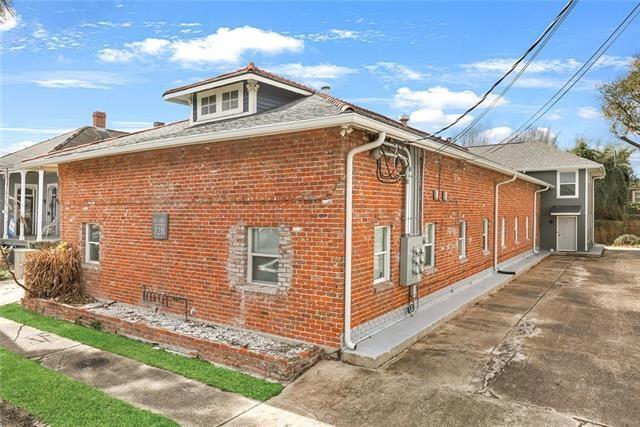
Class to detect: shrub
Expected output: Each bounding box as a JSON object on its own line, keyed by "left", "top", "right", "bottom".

{"left": 612, "top": 234, "right": 640, "bottom": 247}
{"left": 23, "top": 242, "right": 84, "bottom": 302}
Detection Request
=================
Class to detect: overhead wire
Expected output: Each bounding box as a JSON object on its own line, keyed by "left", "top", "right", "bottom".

{"left": 485, "top": 0, "right": 640, "bottom": 155}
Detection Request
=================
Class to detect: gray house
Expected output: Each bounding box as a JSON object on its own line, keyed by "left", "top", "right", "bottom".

{"left": 469, "top": 141, "right": 605, "bottom": 253}
{"left": 0, "top": 112, "right": 126, "bottom": 246}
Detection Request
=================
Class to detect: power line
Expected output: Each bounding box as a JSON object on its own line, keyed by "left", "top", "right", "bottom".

{"left": 430, "top": 0, "right": 577, "bottom": 137}
{"left": 451, "top": 0, "right": 578, "bottom": 143}
{"left": 486, "top": 1, "right": 640, "bottom": 155}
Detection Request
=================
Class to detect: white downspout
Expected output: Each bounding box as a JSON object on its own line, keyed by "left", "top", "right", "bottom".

{"left": 344, "top": 131, "right": 386, "bottom": 350}
{"left": 494, "top": 175, "right": 517, "bottom": 272}
{"left": 532, "top": 185, "right": 550, "bottom": 254}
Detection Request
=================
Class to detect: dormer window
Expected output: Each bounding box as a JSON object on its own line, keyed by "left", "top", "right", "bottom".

{"left": 196, "top": 82, "right": 243, "bottom": 121}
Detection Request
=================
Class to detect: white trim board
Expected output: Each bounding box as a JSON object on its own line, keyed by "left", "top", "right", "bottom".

{"left": 22, "top": 113, "right": 554, "bottom": 189}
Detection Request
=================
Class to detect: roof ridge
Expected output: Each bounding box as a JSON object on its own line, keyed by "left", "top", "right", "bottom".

{"left": 0, "top": 127, "right": 81, "bottom": 160}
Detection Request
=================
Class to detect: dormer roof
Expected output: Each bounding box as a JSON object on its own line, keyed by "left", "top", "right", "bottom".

{"left": 163, "top": 62, "right": 315, "bottom": 104}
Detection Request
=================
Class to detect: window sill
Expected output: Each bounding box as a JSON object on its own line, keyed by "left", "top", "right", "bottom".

{"left": 458, "top": 256, "right": 467, "bottom": 263}
{"left": 373, "top": 280, "right": 394, "bottom": 293}
{"left": 235, "top": 283, "right": 287, "bottom": 296}
{"left": 482, "top": 250, "right": 491, "bottom": 257}
{"left": 82, "top": 262, "right": 100, "bottom": 270}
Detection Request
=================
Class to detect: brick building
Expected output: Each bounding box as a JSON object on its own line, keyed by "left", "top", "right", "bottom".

{"left": 23, "top": 64, "right": 551, "bottom": 358}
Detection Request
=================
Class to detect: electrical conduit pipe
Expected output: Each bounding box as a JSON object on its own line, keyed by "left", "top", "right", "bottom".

{"left": 532, "top": 185, "right": 550, "bottom": 254}
{"left": 344, "top": 131, "right": 386, "bottom": 350}
{"left": 494, "top": 175, "right": 517, "bottom": 273}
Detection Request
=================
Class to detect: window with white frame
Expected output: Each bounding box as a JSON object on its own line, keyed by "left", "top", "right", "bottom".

{"left": 248, "top": 227, "right": 280, "bottom": 285}
{"left": 514, "top": 217, "right": 519, "bottom": 243}
{"left": 373, "top": 226, "right": 391, "bottom": 283}
{"left": 458, "top": 220, "right": 466, "bottom": 259}
{"left": 85, "top": 223, "right": 100, "bottom": 263}
{"left": 501, "top": 217, "right": 506, "bottom": 248}
{"left": 197, "top": 83, "right": 243, "bottom": 121}
{"left": 633, "top": 190, "right": 640, "bottom": 203}
{"left": 482, "top": 218, "right": 489, "bottom": 252}
{"left": 424, "top": 223, "right": 435, "bottom": 268}
{"left": 558, "top": 170, "right": 578, "bottom": 198}
{"left": 525, "top": 216, "right": 530, "bottom": 241}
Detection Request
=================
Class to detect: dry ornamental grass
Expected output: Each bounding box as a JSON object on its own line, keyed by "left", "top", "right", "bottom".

{"left": 23, "top": 242, "right": 89, "bottom": 303}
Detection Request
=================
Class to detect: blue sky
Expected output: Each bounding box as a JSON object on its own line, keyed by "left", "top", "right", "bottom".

{"left": 1, "top": 1, "right": 639, "bottom": 172}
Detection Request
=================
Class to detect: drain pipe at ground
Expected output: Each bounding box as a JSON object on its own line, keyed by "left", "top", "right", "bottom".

{"left": 494, "top": 175, "right": 517, "bottom": 273}
{"left": 532, "top": 185, "right": 550, "bottom": 254}
{"left": 344, "top": 131, "right": 387, "bottom": 350}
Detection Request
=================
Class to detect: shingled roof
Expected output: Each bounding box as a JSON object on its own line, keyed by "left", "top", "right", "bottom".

{"left": 467, "top": 141, "right": 604, "bottom": 171}
{"left": 1, "top": 126, "right": 127, "bottom": 169}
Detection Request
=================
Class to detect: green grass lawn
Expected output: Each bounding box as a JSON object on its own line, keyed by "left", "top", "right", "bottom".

{"left": 0, "top": 303, "right": 283, "bottom": 401}
{"left": 0, "top": 347, "right": 177, "bottom": 427}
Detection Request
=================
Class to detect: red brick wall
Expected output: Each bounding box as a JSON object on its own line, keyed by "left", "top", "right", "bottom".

{"left": 59, "top": 127, "right": 349, "bottom": 347}
{"left": 58, "top": 127, "right": 540, "bottom": 348}
{"left": 349, "top": 152, "right": 538, "bottom": 328}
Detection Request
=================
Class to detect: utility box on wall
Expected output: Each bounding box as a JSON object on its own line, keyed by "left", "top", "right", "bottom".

{"left": 400, "top": 235, "right": 428, "bottom": 286}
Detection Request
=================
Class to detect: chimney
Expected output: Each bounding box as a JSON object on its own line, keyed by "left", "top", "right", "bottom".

{"left": 320, "top": 85, "right": 331, "bottom": 94}
{"left": 153, "top": 121, "right": 165, "bottom": 128}
{"left": 92, "top": 111, "right": 106, "bottom": 128}
{"left": 399, "top": 114, "right": 409, "bottom": 128}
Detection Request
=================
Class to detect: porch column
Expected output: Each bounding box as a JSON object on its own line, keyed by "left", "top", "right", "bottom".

{"left": 2, "top": 170, "right": 9, "bottom": 239}
{"left": 36, "top": 170, "right": 44, "bottom": 241}
{"left": 19, "top": 170, "right": 26, "bottom": 241}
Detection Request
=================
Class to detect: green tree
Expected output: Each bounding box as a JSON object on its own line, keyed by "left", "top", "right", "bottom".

{"left": 601, "top": 56, "right": 640, "bottom": 149}
{"left": 570, "top": 139, "right": 634, "bottom": 220}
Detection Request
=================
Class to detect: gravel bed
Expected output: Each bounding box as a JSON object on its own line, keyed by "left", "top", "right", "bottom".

{"left": 86, "top": 302, "right": 316, "bottom": 359}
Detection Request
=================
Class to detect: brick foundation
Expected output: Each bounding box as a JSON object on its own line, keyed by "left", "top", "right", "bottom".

{"left": 21, "top": 297, "right": 322, "bottom": 382}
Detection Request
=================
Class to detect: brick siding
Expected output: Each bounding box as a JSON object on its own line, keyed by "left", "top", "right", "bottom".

{"left": 54, "top": 126, "right": 541, "bottom": 349}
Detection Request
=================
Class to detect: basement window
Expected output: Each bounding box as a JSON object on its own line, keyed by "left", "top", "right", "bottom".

{"left": 424, "top": 223, "right": 435, "bottom": 268}
{"left": 501, "top": 217, "right": 506, "bottom": 248}
{"left": 458, "top": 221, "right": 466, "bottom": 259}
{"left": 558, "top": 170, "right": 578, "bottom": 198}
{"left": 85, "top": 223, "right": 100, "bottom": 263}
{"left": 248, "top": 227, "right": 279, "bottom": 285}
{"left": 374, "top": 226, "right": 390, "bottom": 283}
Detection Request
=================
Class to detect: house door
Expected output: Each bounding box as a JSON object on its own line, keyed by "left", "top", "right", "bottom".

{"left": 46, "top": 184, "right": 59, "bottom": 236}
{"left": 557, "top": 216, "right": 577, "bottom": 251}
{"left": 15, "top": 185, "right": 37, "bottom": 237}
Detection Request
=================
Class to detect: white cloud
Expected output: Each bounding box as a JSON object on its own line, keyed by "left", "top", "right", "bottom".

{"left": 393, "top": 86, "right": 507, "bottom": 130}
{"left": 409, "top": 109, "right": 474, "bottom": 128}
{"left": 578, "top": 106, "right": 600, "bottom": 120}
{"left": 127, "top": 38, "right": 170, "bottom": 55}
{"left": 34, "top": 78, "right": 111, "bottom": 89}
{"left": 393, "top": 86, "right": 507, "bottom": 110}
{"left": 270, "top": 63, "right": 357, "bottom": 81}
{"left": 179, "top": 22, "right": 202, "bottom": 27}
{"left": 80, "top": 21, "right": 132, "bottom": 28}
{"left": 328, "top": 29, "right": 359, "bottom": 39}
{"left": 302, "top": 28, "right": 363, "bottom": 42}
{"left": 546, "top": 111, "right": 563, "bottom": 121}
{"left": 170, "top": 26, "right": 303, "bottom": 64}
{"left": 0, "top": 140, "right": 38, "bottom": 156}
{"left": 99, "top": 26, "right": 304, "bottom": 65}
{"left": 593, "top": 55, "right": 633, "bottom": 69}
{"left": 366, "top": 62, "right": 424, "bottom": 81}
{"left": 0, "top": 14, "right": 20, "bottom": 31}
{"left": 463, "top": 55, "right": 632, "bottom": 75}
{"left": 98, "top": 48, "right": 134, "bottom": 62}
{"left": 24, "top": 71, "right": 130, "bottom": 89}
{"left": 481, "top": 126, "right": 514, "bottom": 143}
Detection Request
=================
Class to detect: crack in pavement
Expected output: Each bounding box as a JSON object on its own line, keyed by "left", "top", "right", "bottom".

{"left": 215, "top": 400, "right": 263, "bottom": 427}
{"left": 27, "top": 343, "right": 82, "bottom": 362}
{"left": 475, "top": 260, "right": 575, "bottom": 398}
{"left": 12, "top": 324, "right": 23, "bottom": 342}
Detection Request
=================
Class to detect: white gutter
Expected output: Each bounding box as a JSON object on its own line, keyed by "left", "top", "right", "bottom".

{"left": 494, "top": 175, "right": 517, "bottom": 272}
{"left": 22, "top": 113, "right": 552, "bottom": 189}
{"left": 344, "top": 131, "right": 386, "bottom": 350}
{"left": 532, "top": 185, "right": 550, "bottom": 254}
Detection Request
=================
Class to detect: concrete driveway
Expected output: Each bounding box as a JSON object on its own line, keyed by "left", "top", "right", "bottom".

{"left": 269, "top": 252, "right": 640, "bottom": 426}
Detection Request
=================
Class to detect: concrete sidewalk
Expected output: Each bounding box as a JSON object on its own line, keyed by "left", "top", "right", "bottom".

{"left": 0, "top": 317, "right": 329, "bottom": 426}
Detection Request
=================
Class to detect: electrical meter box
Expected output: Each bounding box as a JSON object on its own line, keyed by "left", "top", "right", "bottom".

{"left": 400, "top": 235, "right": 428, "bottom": 286}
